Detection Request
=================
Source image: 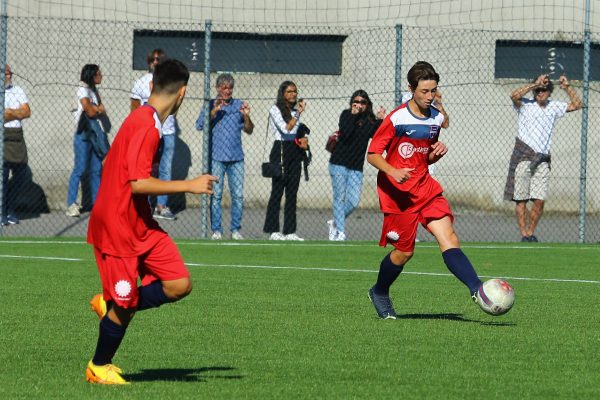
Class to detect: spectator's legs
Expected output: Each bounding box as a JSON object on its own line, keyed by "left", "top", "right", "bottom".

{"left": 210, "top": 160, "right": 226, "bottom": 233}
{"left": 515, "top": 200, "right": 529, "bottom": 238}
{"left": 1, "top": 162, "right": 9, "bottom": 218}
{"left": 528, "top": 199, "right": 544, "bottom": 237}
{"left": 228, "top": 160, "right": 245, "bottom": 233}
{"left": 344, "top": 169, "right": 363, "bottom": 220}
{"left": 67, "top": 132, "right": 92, "bottom": 206}
{"left": 156, "top": 134, "right": 175, "bottom": 209}
{"left": 263, "top": 175, "right": 285, "bottom": 233}
{"left": 282, "top": 168, "right": 301, "bottom": 235}
{"left": 89, "top": 149, "right": 103, "bottom": 205}
{"left": 329, "top": 163, "right": 347, "bottom": 233}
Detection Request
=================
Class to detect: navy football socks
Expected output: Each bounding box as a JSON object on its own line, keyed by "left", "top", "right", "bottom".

{"left": 373, "top": 253, "right": 404, "bottom": 295}
{"left": 92, "top": 316, "right": 126, "bottom": 366}
{"left": 442, "top": 248, "right": 482, "bottom": 295}
{"left": 137, "top": 281, "right": 170, "bottom": 311}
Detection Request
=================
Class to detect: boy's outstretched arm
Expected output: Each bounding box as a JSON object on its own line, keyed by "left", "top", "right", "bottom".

{"left": 130, "top": 175, "right": 218, "bottom": 196}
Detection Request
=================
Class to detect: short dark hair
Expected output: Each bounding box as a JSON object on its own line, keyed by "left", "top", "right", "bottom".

{"left": 407, "top": 61, "right": 440, "bottom": 90}
{"left": 152, "top": 59, "right": 189, "bottom": 95}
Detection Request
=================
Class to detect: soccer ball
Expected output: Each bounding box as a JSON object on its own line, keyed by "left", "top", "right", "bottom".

{"left": 476, "top": 279, "right": 515, "bottom": 316}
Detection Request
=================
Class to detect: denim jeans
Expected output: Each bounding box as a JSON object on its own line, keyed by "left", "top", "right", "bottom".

{"left": 329, "top": 162, "right": 364, "bottom": 234}
{"left": 156, "top": 134, "right": 175, "bottom": 207}
{"left": 210, "top": 159, "right": 244, "bottom": 233}
{"left": 2, "top": 161, "right": 27, "bottom": 217}
{"left": 67, "top": 131, "right": 102, "bottom": 206}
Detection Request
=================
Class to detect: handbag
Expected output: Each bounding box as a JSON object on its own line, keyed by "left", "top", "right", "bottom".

{"left": 261, "top": 116, "right": 284, "bottom": 178}
{"left": 325, "top": 130, "right": 340, "bottom": 153}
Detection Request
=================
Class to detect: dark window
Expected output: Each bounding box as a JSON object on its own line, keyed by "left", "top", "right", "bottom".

{"left": 495, "top": 39, "right": 600, "bottom": 81}
{"left": 133, "top": 30, "right": 346, "bottom": 75}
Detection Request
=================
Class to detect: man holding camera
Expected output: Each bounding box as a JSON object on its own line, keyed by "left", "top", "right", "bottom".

{"left": 504, "top": 74, "right": 582, "bottom": 242}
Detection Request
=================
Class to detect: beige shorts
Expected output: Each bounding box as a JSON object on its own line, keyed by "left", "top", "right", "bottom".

{"left": 513, "top": 161, "right": 550, "bottom": 201}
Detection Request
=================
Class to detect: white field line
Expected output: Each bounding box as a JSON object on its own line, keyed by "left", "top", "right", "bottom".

{"left": 0, "top": 239, "right": 600, "bottom": 251}
{"left": 1, "top": 253, "right": 598, "bottom": 285}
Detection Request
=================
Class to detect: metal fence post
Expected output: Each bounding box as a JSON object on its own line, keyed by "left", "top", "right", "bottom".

{"left": 0, "top": 0, "right": 8, "bottom": 236}
{"left": 394, "top": 24, "right": 403, "bottom": 106}
{"left": 579, "top": 0, "right": 591, "bottom": 243}
{"left": 200, "top": 19, "right": 212, "bottom": 239}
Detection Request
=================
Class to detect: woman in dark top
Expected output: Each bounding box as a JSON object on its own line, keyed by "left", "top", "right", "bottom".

{"left": 328, "top": 89, "right": 385, "bottom": 240}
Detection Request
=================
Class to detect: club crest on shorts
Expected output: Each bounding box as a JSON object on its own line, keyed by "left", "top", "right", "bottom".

{"left": 114, "top": 279, "right": 132, "bottom": 299}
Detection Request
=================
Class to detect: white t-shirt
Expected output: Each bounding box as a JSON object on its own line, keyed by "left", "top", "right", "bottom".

{"left": 4, "top": 85, "right": 29, "bottom": 128}
{"left": 131, "top": 72, "right": 176, "bottom": 136}
{"left": 74, "top": 84, "right": 99, "bottom": 124}
{"left": 515, "top": 98, "right": 568, "bottom": 154}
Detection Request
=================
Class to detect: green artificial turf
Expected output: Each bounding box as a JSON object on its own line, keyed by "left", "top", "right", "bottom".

{"left": 0, "top": 239, "right": 598, "bottom": 399}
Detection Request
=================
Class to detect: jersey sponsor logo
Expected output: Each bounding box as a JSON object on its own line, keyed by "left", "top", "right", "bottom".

{"left": 114, "top": 279, "right": 133, "bottom": 300}
{"left": 398, "top": 142, "right": 430, "bottom": 159}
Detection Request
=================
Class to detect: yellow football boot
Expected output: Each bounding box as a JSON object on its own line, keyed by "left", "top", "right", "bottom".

{"left": 90, "top": 294, "right": 107, "bottom": 319}
{"left": 85, "top": 361, "right": 129, "bottom": 384}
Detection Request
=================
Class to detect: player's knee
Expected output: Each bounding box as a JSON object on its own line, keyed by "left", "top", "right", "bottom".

{"left": 163, "top": 278, "right": 193, "bottom": 301}
{"left": 391, "top": 249, "right": 412, "bottom": 265}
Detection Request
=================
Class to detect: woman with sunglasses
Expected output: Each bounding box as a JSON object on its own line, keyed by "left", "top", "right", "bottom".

{"left": 263, "top": 80, "right": 308, "bottom": 241}
{"left": 327, "top": 90, "right": 385, "bottom": 241}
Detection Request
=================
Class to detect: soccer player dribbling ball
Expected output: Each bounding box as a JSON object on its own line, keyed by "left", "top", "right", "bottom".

{"left": 85, "top": 59, "right": 218, "bottom": 384}
{"left": 366, "top": 61, "right": 483, "bottom": 320}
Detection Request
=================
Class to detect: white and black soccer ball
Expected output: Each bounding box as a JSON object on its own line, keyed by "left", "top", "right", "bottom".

{"left": 476, "top": 279, "right": 515, "bottom": 316}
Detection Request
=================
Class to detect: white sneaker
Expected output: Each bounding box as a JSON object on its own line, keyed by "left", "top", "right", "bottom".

{"left": 269, "top": 232, "right": 285, "bottom": 240}
{"left": 211, "top": 231, "right": 222, "bottom": 240}
{"left": 334, "top": 231, "right": 347, "bottom": 241}
{"left": 231, "top": 230, "right": 244, "bottom": 240}
{"left": 327, "top": 220, "right": 336, "bottom": 241}
{"left": 66, "top": 203, "right": 81, "bottom": 217}
{"left": 284, "top": 233, "right": 304, "bottom": 241}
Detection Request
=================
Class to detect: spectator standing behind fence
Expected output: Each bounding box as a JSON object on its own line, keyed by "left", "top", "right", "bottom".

{"left": 504, "top": 74, "right": 582, "bottom": 242}
{"left": 131, "top": 48, "right": 178, "bottom": 221}
{"left": 263, "top": 81, "right": 308, "bottom": 241}
{"left": 66, "top": 64, "right": 108, "bottom": 217}
{"left": 196, "top": 73, "right": 254, "bottom": 240}
{"left": 2, "top": 64, "right": 31, "bottom": 226}
{"left": 327, "top": 90, "right": 385, "bottom": 241}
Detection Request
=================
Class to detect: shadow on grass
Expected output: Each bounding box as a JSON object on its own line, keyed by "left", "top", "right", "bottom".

{"left": 397, "top": 313, "right": 516, "bottom": 326}
{"left": 124, "top": 366, "right": 243, "bottom": 382}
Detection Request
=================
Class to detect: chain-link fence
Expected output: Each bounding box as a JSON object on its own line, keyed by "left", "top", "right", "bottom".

{"left": 2, "top": 17, "right": 599, "bottom": 242}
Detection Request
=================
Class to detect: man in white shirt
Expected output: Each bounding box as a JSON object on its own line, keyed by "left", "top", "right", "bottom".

{"left": 505, "top": 74, "right": 582, "bottom": 242}
{"left": 131, "top": 48, "right": 178, "bottom": 220}
{"left": 2, "top": 64, "right": 31, "bottom": 226}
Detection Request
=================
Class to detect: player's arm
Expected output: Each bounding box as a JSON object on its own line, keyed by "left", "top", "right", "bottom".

{"left": 367, "top": 153, "right": 414, "bottom": 184}
{"left": 559, "top": 76, "right": 583, "bottom": 112}
{"left": 428, "top": 141, "right": 448, "bottom": 164}
{"left": 4, "top": 102, "right": 31, "bottom": 122}
{"left": 130, "top": 175, "right": 218, "bottom": 196}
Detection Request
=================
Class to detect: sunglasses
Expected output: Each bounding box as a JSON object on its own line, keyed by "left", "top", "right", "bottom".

{"left": 352, "top": 99, "right": 368, "bottom": 105}
{"left": 534, "top": 88, "right": 549, "bottom": 94}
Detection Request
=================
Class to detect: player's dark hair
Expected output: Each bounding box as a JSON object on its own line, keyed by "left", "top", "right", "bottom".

{"left": 80, "top": 63, "right": 101, "bottom": 103}
{"left": 152, "top": 59, "right": 189, "bottom": 95}
{"left": 349, "top": 89, "right": 376, "bottom": 122}
{"left": 407, "top": 61, "right": 440, "bottom": 90}
{"left": 276, "top": 80, "right": 297, "bottom": 123}
{"left": 147, "top": 48, "right": 166, "bottom": 68}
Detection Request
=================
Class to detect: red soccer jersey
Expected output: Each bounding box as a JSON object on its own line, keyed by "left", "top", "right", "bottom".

{"left": 87, "top": 105, "right": 166, "bottom": 256}
{"left": 368, "top": 103, "right": 445, "bottom": 214}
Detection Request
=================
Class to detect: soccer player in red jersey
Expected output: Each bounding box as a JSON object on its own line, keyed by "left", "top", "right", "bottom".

{"left": 85, "top": 59, "right": 218, "bottom": 384}
{"left": 366, "top": 61, "right": 482, "bottom": 319}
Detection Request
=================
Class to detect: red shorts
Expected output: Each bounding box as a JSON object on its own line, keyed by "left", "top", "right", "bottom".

{"left": 93, "top": 235, "right": 189, "bottom": 309}
{"left": 379, "top": 195, "right": 454, "bottom": 252}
